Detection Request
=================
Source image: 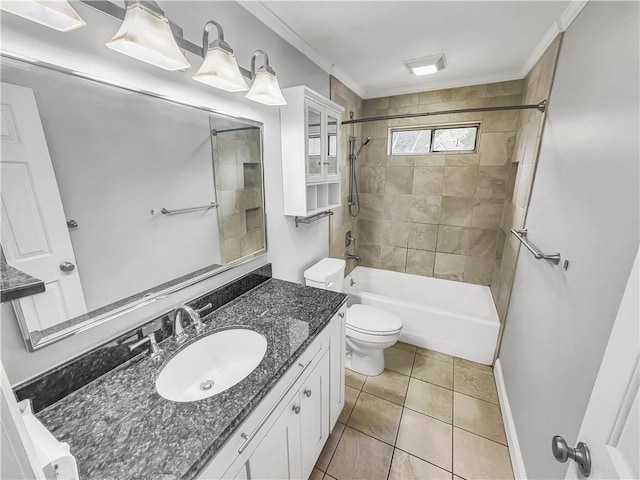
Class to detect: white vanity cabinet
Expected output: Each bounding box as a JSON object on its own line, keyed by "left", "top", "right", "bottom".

{"left": 280, "top": 86, "right": 345, "bottom": 217}
{"left": 196, "top": 304, "right": 346, "bottom": 480}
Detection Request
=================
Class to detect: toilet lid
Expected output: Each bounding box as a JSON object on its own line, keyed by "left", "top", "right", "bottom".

{"left": 347, "top": 304, "right": 403, "bottom": 334}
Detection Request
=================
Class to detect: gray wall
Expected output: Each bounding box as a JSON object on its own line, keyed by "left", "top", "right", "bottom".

{"left": 499, "top": 2, "right": 639, "bottom": 478}
{"left": 1, "top": 1, "right": 330, "bottom": 385}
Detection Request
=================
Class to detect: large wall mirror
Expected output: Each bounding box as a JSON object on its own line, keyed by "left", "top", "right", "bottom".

{"left": 0, "top": 55, "right": 266, "bottom": 351}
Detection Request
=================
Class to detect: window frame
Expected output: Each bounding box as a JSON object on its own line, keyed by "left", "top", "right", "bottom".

{"left": 388, "top": 122, "right": 480, "bottom": 156}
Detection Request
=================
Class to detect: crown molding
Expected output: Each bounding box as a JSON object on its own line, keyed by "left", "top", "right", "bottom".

{"left": 519, "top": 0, "right": 588, "bottom": 77}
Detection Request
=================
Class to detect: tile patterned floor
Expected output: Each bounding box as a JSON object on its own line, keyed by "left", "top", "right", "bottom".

{"left": 310, "top": 342, "right": 514, "bottom": 480}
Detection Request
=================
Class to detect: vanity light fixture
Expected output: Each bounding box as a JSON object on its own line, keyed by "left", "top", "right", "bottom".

{"left": 105, "top": 0, "right": 190, "bottom": 71}
{"left": 405, "top": 54, "right": 446, "bottom": 76}
{"left": 245, "top": 50, "right": 287, "bottom": 106}
{"left": 0, "top": 0, "right": 85, "bottom": 32}
{"left": 192, "top": 21, "right": 248, "bottom": 92}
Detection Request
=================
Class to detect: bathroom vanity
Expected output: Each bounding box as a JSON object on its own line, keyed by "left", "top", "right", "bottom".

{"left": 24, "top": 272, "right": 346, "bottom": 479}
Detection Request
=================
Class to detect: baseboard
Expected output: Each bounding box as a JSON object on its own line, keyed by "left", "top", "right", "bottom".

{"left": 494, "top": 359, "right": 528, "bottom": 479}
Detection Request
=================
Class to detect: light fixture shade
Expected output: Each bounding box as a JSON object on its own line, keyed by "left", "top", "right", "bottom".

{"left": 1, "top": 0, "right": 85, "bottom": 31}
{"left": 405, "top": 54, "right": 446, "bottom": 76}
{"left": 193, "top": 46, "right": 248, "bottom": 92}
{"left": 245, "top": 69, "right": 287, "bottom": 106}
{"left": 105, "top": 3, "right": 190, "bottom": 71}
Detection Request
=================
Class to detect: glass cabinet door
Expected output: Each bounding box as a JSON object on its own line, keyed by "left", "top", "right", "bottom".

{"left": 305, "top": 101, "right": 324, "bottom": 183}
{"left": 325, "top": 112, "right": 340, "bottom": 181}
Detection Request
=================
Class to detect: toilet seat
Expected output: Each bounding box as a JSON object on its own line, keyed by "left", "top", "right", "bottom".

{"left": 347, "top": 304, "right": 403, "bottom": 335}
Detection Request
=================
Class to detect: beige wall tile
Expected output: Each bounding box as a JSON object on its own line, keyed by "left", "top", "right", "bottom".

{"left": 482, "top": 110, "right": 520, "bottom": 132}
{"left": 359, "top": 244, "right": 382, "bottom": 268}
{"left": 440, "top": 197, "right": 474, "bottom": 226}
{"left": 364, "top": 97, "right": 390, "bottom": 111}
{"left": 445, "top": 154, "right": 480, "bottom": 167}
{"left": 418, "top": 88, "right": 453, "bottom": 105}
{"left": 406, "top": 249, "right": 436, "bottom": 276}
{"left": 389, "top": 93, "right": 419, "bottom": 109}
{"left": 467, "top": 228, "right": 497, "bottom": 257}
{"left": 384, "top": 221, "right": 411, "bottom": 247}
{"left": 463, "top": 256, "right": 494, "bottom": 285}
{"left": 415, "top": 154, "right": 446, "bottom": 166}
{"left": 485, "top": 79, "right": 524, "bottom": 97}
{"left": 385, "top": 166, "right": 414, "bottom": 194}
{"left": 412, "top": 167, "right": 445, "bottom": 195}
{"left": 383, "top": 195, "right": 413, "bottom": 221}
{"left": 514, "top": 163, "right": 534, "bottom": 207}
{"left": 476, "top": 166, "right": 510, "bottom": 199}
{"left": 478, "top": 132, "right": 516, "bottom": 166}
{"left": 380, "top": 246, "right": 408, "bottom": 272}
{"left": 359, "top": 219, "right": 385, "bottom": 245}
{"left": 360, "top": 166, "right": 386, "bottom": 193}
{"left": 359, "top": 193, "right": 385, "bottom": 220}
{"left": 451, "top": 84, "right": 488, "bottom": 101}
{"left": 411, "top": 196, "right": 442, "bottom": 224}
{"left": 437, "top": 226, "right": 469, "bottom": 254}
{"left": 408, "top": 223, "right": 438, "bottom": 250}
{"left": 434, "top": 252, "right": 466, "bottom": 281}
{"left": 386, "top": 155, "right": 415, "bottom": 167}
{"left": 443, "top": 166, "right": 478, "bottom": 197}
{"left": 471, "top": 198, "right": 503, "bottom": 229}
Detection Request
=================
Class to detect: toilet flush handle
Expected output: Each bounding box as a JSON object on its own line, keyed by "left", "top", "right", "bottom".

{"left": 326, "top": 281, "right": 333, "bottom": 289}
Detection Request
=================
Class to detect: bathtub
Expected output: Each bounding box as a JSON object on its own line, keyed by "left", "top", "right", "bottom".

{"left": 343, "top": 266, "right": 500, "bottom": 365}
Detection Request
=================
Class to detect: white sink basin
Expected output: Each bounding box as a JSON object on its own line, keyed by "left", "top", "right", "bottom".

{"left": 155, "top": 329, "right": 267, "bottom": 402}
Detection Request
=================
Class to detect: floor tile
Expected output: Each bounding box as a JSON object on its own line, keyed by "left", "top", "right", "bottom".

{"left": 412, "top": 355, "right": 454, "bottom": 389}
{"left": 453, "top": 392, "right": 506, "bottom": 445}
{"left": 327, "top": 426, "right": 394, "bottom": 480}
{"left": 454, "top": 357, "right": 493, "bottom": 374}
{"left": 348, "top": 392, "right": 403, "bottom": 444}
{"left": 453, "top": 366, "right": 498, "bottom": 404}
{"left": 338, "top": 385, "right": 360, "bottom": 424}
{"left": 389, "top": 449, "right": 452, "bottom": 480}
{"left": 453, "top": 428, "right": 513, "bottom": 480}
{"left": 345, "top": 369, "right": 366, "bottom": 389}
{"left": 316, "top": 422, "right": 346, "bottom": 471}
{"left": 323, "top": 475, "right": 337, "bottom": 480}
{"left": 384, "top": 347, "right": 415, "bottom": 376}
{"left": 405, "top": 378, "right": 453, "bottom": 423}
{"left": 362, "top": 369, "right": 410, "bottom": 405}
{"left": 416, "top": 347, "right": 454, "bottom": 364}
{"left": 396, "top": 408, "right": 453, "bottom": 472}
{"left": 309, "top": 468, "right": 324, "bottom": 480}
{"left": 393, "top": 341, "right": 417, "bottom": 353}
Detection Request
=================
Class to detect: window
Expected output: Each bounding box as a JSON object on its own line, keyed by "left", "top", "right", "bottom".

{"left": 389, "top": 124, "right": 478, "bottom": 155}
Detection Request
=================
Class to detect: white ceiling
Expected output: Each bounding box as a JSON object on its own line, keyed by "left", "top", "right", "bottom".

{"left": 240, "top": 1, "right": 584, "bottom": 98}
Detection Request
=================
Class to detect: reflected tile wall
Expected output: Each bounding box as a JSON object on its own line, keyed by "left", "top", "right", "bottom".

{"left": 355, "top": 80, "right": 524, "bottom": 284}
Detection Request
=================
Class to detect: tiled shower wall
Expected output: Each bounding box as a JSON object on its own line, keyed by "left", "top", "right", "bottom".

{"left": 329, "top": 77, "right": 364, "bottom": 275}
{"left": 491, "top": 35, "right": 563, "bottom": 324}
{"left": 355, "top": 81, "right": 524, "bottom": 284}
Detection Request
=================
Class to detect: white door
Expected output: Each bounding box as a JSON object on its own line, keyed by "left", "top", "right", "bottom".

{"left": 1, "top": 82, "right": 87, "bottom": 332}
{"left": 566, "top": 249, "right": 639, "bottom": 479}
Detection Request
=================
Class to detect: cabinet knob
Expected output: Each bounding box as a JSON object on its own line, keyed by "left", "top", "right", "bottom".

{"left": 304, "top": 388, "right": 312, "bottom": 398}
{"left": 292, "top": 404, "right": 301, "bottom": 414}
{"left": 338, "top": 312, "right": 345, "bottom": 318}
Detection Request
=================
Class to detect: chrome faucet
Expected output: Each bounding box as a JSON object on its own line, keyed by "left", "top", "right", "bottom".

{"left": 172, "top": 303, "right": 212, "bottom": 343}
{"left": 345, "top": 253, "right": 361, "bottom": 263}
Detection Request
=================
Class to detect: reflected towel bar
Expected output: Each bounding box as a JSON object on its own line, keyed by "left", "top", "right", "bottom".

{"left": 510, "top": 229, "right": 561, "bottom": 265}
{"left": 161, "top": 202, "right": 217, "bottom": 215}
{"left": 294, "top": 210, "right": 333, "bottom": 227}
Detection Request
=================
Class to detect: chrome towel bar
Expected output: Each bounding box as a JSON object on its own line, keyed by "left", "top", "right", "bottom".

{"left": 511, "top": 229, "right": 561, "bottom": 265}
{"left": 160, "top": 202, "right": 217, "bottom": 215}
{"left": 294, "top": 210, "right": 333, "bottom": 227}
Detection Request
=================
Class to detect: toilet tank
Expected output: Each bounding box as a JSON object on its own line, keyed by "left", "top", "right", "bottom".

{"left": 303, "top": 258, "right": 346, "bottom": 292}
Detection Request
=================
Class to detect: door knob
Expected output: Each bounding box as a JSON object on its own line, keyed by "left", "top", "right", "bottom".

{"left": 59, "top": 262, "right": 76, "bottom": 272}
{"left": 552, "top": 435, "right": 591, "bottom": 477}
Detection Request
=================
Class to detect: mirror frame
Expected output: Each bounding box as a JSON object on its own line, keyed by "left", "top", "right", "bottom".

{"left": 0, "top": 51, "right": 268, "bottom": 351}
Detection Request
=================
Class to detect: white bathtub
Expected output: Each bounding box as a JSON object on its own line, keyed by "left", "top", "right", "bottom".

{"left": 343, "top": 266, "right": 500, "bottom": 365}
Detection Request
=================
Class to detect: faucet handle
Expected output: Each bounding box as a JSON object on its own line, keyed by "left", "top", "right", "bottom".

{"left": 196, "top": 303, "right": 213, "bottom": 316}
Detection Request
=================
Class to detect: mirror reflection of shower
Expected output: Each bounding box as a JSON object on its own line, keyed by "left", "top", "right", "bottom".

{"left": 347, "top": 111, "right": 372, "bottom": 217}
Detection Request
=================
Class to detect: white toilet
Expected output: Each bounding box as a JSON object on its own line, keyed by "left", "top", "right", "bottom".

{"left": 304, "top": 258, "right": 403, "bottom": 376}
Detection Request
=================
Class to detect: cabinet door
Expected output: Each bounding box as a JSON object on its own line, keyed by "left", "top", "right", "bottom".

{"left": 299, "top": 351, "right": 330, "bottom": 479}
{"left": 305, "top": 99, "right": 325, "bottom": 184}
{"left": 325, "top": 110, "right": 340, "bottom": 182}
{"left": 247, "top": 395, "right": 302, "bottom": 480}
{"left": 329, "top": 309, "right": 346, "bottom": 429}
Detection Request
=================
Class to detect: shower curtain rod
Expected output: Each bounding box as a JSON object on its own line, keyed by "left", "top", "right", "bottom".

{"left": 342, "top": 100, "right": 547, "bottom": 125}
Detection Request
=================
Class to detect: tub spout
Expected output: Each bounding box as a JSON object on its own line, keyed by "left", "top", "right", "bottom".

{"left": 345, "top": 253, "right": 361, "bottom": 263}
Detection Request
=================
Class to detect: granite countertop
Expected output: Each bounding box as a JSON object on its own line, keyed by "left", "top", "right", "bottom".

{"left": 36, "top": 279, "right": 347, "bottom": 480}
{"left": 0, "top": 263, "right": 45, "bottom": 302}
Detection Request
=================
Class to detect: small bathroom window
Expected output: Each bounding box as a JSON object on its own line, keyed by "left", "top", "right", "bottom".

{"left": 389, "top": 124, "right": 479, "bottom": 155}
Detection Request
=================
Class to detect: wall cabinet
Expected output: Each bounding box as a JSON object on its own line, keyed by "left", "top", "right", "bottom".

{"left": 196, "top": 304, "right": 346, "bottom": 480}
{"left": 281, "top": 86, "right": 345, "bottom": 217}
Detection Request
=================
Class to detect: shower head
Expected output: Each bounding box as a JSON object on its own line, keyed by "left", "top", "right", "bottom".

{"left": 355, "top": 137, "right": 372, "bottom": 158}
